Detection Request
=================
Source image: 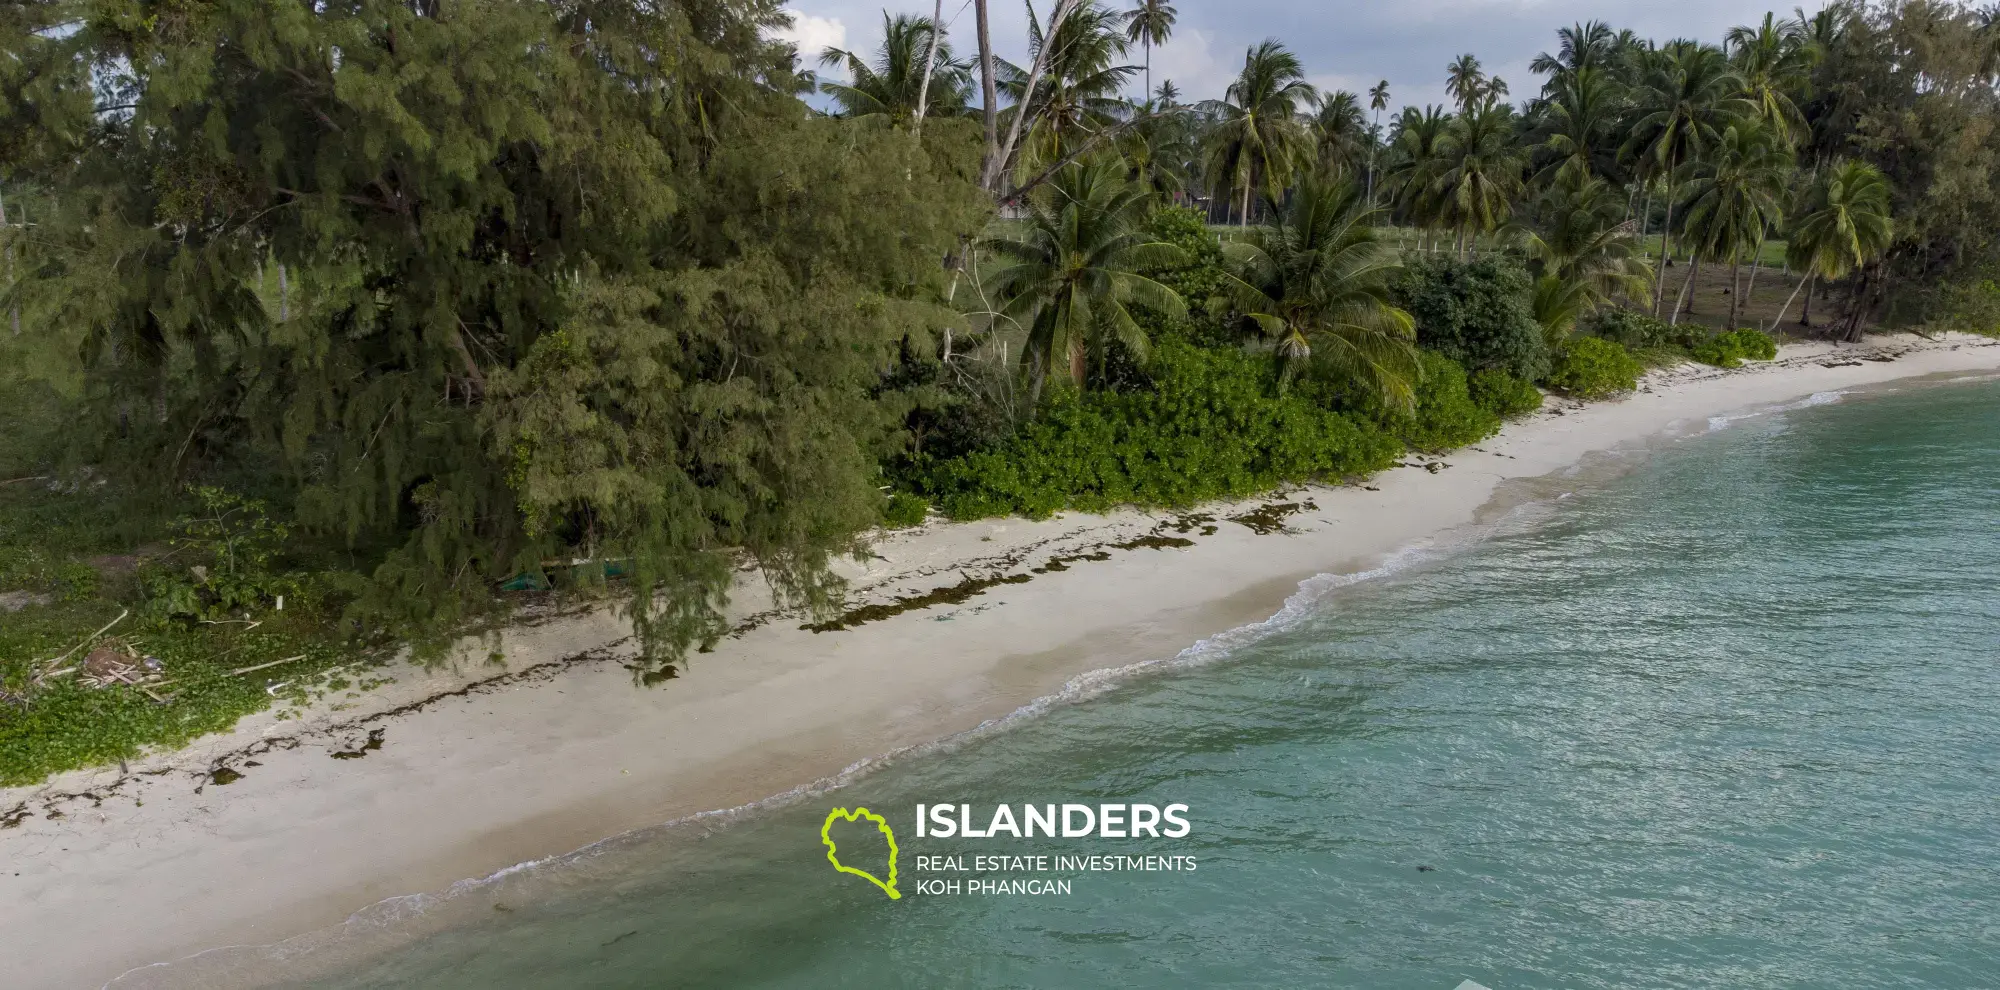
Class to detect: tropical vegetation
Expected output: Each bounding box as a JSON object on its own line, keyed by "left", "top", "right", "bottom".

{"left": 4, "top": 0, "right": 1996, "bottom": 783}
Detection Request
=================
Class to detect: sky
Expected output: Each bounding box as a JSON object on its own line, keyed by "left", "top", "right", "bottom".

{"left": 772, "top": 0, "right": 1832, "bottom": 115}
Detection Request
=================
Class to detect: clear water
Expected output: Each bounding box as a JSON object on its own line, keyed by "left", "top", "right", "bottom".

{"left": 227, "top": 380, "right": 2000, "bottom": 988}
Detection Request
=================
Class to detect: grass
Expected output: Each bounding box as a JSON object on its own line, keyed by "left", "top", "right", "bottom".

{"left": 0, "top": 483, "right": 384, "bottom": 787}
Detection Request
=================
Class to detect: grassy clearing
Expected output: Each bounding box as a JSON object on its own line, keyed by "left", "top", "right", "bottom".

{"left": 0, "top": 484, "right": 388, "bottom": 786}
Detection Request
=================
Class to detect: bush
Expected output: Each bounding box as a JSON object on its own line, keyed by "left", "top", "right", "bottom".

{"left": 1583, "top": 307, "right": 1705, "bottom": 351}
{"left": 1142, "top": 206, "right": 1237, "bottom": 347}
{"left": 882, "top": 492, "right": 930, "bottom": 528}
{"left": 909, "top": 342, "right": 1402, "bottom": 520}
{"left": 1393, "top": 257, "right": 1551, "bottom": 383}
{"left": 1691, "top": 327, "right": 1779, "bottom": 367}
{"left": 1547, "top": 337, "right": 1643, "bottom": 399}
{"left": 1348, "top": 351, "right": 1501, "bottom": 452}
{"left": 1468, "top": 368, "right": 1544, "bottom": 418}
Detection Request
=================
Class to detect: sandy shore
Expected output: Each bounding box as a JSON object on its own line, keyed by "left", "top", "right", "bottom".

{"left": 4, "top": 332, "right": 1999, "bottom": 988}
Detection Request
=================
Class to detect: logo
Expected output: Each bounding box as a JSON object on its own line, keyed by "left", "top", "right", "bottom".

{"left": 821, "top": 806, "right": 901, "bottom": 899}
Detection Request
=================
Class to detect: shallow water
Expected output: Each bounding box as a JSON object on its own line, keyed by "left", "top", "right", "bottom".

{"left": 172, "top": 379, "right": 2000, "bottom": 988}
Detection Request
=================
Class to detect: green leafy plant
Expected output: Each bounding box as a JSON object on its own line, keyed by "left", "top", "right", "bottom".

{"left": 1352, "top": 351, "right": 1501, "bottom": 452}
{"left": 1584, "top": 307, "right": 1705, "bottom": 351}
{"left": 1547, "top": 336, "right": 1643, "bottom": 399}
{"left": 1393, "top": 257, "right": 1552, "bottom": 383}
{"left": 142, "top": 487, "right": 300, "bottom": 623}
{"left": 1468, "top": 368, "right": 1544, "bottom": 418}
{"left": 1690, "top": 327, "right": 1779, "bottom": 367}
{"left": 882, "top": 492, "right": 931, "bottom": 529}
{"left": 909, "top": 342, "right": 1400, "bottom": 519}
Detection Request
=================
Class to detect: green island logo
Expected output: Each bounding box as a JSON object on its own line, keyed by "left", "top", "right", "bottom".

{"left": 821, "top": 806, "right": 901, "bottom": 899}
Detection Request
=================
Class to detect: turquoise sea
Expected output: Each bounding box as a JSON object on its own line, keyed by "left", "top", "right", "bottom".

{"left": 150, "top": 377, "right": 2000, "bottom": 988}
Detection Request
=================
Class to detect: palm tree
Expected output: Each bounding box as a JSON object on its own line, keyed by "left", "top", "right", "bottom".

{"left": 1446, "top": 54, "right": 1487, "bottom": 113}
{"left": 1621, "top": 41, "right": 1752, "bottom": 316}
{"left": 1367, "top": 80, "right": 1391, "bottom": 200}
{"left": 1770, "top": 159, "right": 1893, "bottom": 339}
{"left": 1532, "top": 20, "right": 1620, "bottom": 84}
{"left": 1675, "top": 122, "right": 1791, "bottom": 326}
{"left": 981, "top": 159, "right": 1189, "bottom": 400}
{"left": 1201, "top": 40, "right": 1317, "bottom": 226}
{"left": 818, "top": 13, "right": 972, "bottom": 123}
{"left": 1430, "top": 100, "right": 1525, "bottom": 259}
{"left": 1210, "top": 177, "right": 1420, "bottom": 406}
{"left": 1382, "top": 105, "right": 1452, "bottom": 250}
{"left": 1727, "top": 13, "right": 1812, "bottom": 142}
{"left": 999, "top": 1, "right": 1139, "bottom": 174}
{"left": 1122, "top": 0, "right": 1177, "bottom": 103}
{"left": 1535, "top": 65, "right": 1623, "bottom": 185}
{"left": 1313, "top": 90, "right": 1370, "bottom": 178}
{"left": 1516, "top": 174, "right": 1655, "bottom": 339}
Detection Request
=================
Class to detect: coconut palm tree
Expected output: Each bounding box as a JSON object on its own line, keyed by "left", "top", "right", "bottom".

{"left": 1122, "top": 0, "right": 1177, "bottom": 103}
{"left": 981, "top": 159, "right": 1189, "bottom": 399}
{"left": 1770, "top": 159, "right": 1893, "bottom": 338}
{"left": 1534, "top": 65, "right": 1624, "bottom": 185}
{"left": 1677, "top": 121, "right": 1792, "bottom": 327}
{"left": 1445, "top": 54, "right": 1487, "bottom": 113}
{"left": 996, "top": 1, "right": 1141, "bottom": 176}
{"left": 818, "top": 13, "right": 973, "bottom": 123}
{"left": 1382, "top": 104, "right": 1452, "bottom": 250}
{"left": 1313, "top": 90, "right": 1370, "bottom": 178}
{"left": 1532, "top": 20, "right": 1620, "bottom": 84}
{"left": 1622, "top": 41, "right": 1752, "bottom": 316}
{"left": 1201, "top": 40, "right": 1317, "bottom": 225}
{"left": 1429, "top": 100, "right": 1525, "bottom": 259}
{"left": 1210, "top": 176, "right": 1419, "bottom": 406}
{"left": 1516, "top": 173, "right": 1655, "bottom": 339}
{"left": 1727, "top": 13, "right": 1812, "bottom": 142}
{"left": 1366, "top": 80, "right": 1391, "bottom": 200}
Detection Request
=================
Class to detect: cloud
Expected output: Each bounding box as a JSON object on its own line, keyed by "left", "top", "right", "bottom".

{"left": 771, "top": 11, "right": 849, "bottom": 62}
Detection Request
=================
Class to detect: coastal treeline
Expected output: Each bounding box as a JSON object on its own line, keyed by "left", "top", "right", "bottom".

{"left": 1, "top": 0, "right": 1997, "bottom": 779}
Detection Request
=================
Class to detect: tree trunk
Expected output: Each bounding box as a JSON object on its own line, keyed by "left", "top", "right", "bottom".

{"left": 1670, "top": 252, "right": 1700, "bottom": 325}
{"left": 1768, "top": 273, "right": 1808, "bottom": 332}
{"left": 984, "top": 0, "right": 1082, "bottom": 193}
{"left": 278, "top": 264, "right": 290, "bottom": 322}
{"left": 1652, "top": 195, "right": 1675, "bottom": 317}
{"left": 1239, "top": 180, "right": 1251, "bottom": 228}
{"left": 1144, "top": 39, "right": 1152, "bottom": 104}
{"left": 1726, "top": 250, "right": 1742, "bottom": 329}
{"left": 977, "top": 0, "right": 998, "bottom": 177}
{"left": 1743, "top": 228, "right": 1767, "bottom": 311}
{"left": 912, "top": 0, "right": 945, "bottom": 138}
{"left": 1800, "top": 274, "right": 1815, "bottom": 328}
{"left": 0, "top": 187, "right": 15, "bottom": 337}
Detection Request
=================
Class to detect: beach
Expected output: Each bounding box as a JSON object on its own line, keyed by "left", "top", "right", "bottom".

{"left": 5, "top": 332, "right": 2000, "bottom": 990}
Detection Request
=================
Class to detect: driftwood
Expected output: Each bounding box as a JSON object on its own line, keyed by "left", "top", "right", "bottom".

{"left": 227, "top": 654, "right": 307, "bottom": 677}
{"left": 47, "top": 609, "right": 130, "bottom": 666}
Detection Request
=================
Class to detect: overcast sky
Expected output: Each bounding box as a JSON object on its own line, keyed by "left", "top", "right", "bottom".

{"left": 773, "top": 0, "right": 1832, "bottom": 114}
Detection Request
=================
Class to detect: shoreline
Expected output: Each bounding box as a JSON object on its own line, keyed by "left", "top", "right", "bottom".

{"left": 5, "top": 333, "right": 2000, "bottom": 989}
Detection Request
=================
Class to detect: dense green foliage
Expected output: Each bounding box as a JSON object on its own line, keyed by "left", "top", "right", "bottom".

{"left": 908, "top": 342, "right": 1400, "bottom": 519}
{"left": 1372, "top": 351, "right": 1502, "bottom": 452}
{"left": 1393, "top": 257, "right": 1551, "bottom": 382}
{"left": 1468, "top": 368, "right": 1546, "bottom": 418}
{"left": 1547, "top": 336, "right": 1644, "bottom": 398}
{"left": 1583, "top": 307, "right": 1704, "bottom": 351}
{"left": 1691, "top": 327, "right": 1780, "bottom": 367}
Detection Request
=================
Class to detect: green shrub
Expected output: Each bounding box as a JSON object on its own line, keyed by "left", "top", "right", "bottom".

{"left": 910, "top": 342, "right": 1401, "bottom": 520}
{"left": 1393, "top": 257, "right": 1551, "bottom": 383}
{"left": 1142, "top": 206, "right": 1237, "bottom": 347}
{"left": 1583, "top": 307, "right": 1706, "bottom": 350}
{"left": 140, "top": 486, "right": 300, "bottom": 623}
{"left": 882, "top": 492, "right": 930, "bottom": 528}
{"left": 1691, "top": 327, "right": 1780, "bottom": 367}
{"left": 1548, "top": 337, "right": 1643, "bottom": 399}
{"left": 1351, "top": 351, "right": 1501, "bottom": 452}
{"left": 1468, "top": 368, "right": 1544, "bottom": 418}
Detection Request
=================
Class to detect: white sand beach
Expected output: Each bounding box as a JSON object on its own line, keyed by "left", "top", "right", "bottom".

{"left": 4, "top": 332, "right": 1999, "bottom": 989}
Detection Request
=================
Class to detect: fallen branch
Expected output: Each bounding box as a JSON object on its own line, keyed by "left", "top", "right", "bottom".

{"left": 1, "top": 475, "right": 48, "bottom": 486}
{"left": 227, "top": 654, "right": 307, "bottom": 677}
{"left": 49, "top": 609, "right": 130, "bottom": 666}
